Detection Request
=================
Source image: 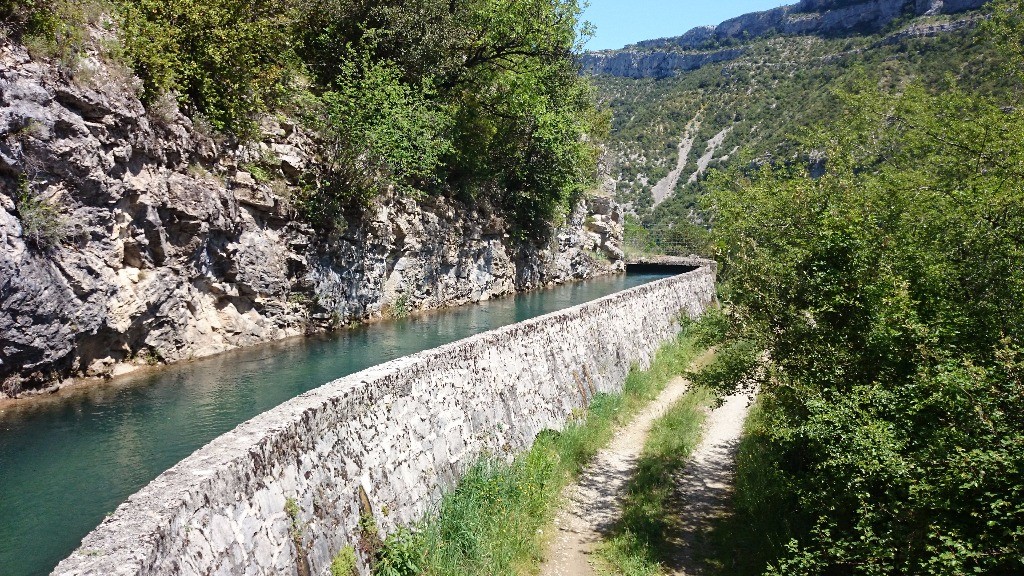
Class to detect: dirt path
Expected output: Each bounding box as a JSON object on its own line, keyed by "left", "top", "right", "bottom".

{"left": 663, "top": 391, "right": 752, "bottom": 575}
{"left": 539, "top": 360, "right": 751, "bottom": 576}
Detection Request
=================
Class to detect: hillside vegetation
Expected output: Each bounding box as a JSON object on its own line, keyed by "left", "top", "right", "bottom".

{"left": 592, "top": 8, "right": 1001, "bottom": 250}
{"left": 1, "top": 0, "right": 603, "bottom": 235}
{"left": 691, "top": 1, "right": 1024, "bottom": 573}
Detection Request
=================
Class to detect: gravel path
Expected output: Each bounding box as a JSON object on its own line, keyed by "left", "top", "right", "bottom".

{"left": 663, "top": 391, "right": 752, "bottom": 575}
{"left": 538, "top": 357, "right": 751, "bottom": 576}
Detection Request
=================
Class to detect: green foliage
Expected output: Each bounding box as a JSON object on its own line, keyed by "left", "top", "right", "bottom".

{"left": 285, "top": 496, "right": 305, "bottom": 543}
{"left": 2, "top": 0, "right": 106, "bottom": 70}
{"left": 702, "top": 3, "right": 1024, "bottom": 572}
{"left": 367, "top": 323, "right": 709, "bottom": 575}
{"left": 388, "top": 294, "right": 411, "bottom": 321}
{"left": 241, "top": 163, "right": 272, "bottom": 185}
{"left": 985, "top": 0, "right": 1024, "bottom": 82}
{"left": 284, "top": 497, "right": 300, "bottom": 520}
{"left": 595, "top": 7, "right": 1001, "bottom": 234}
{"left": 330, "top": 545, "right": 357, "bottom": 576}
{"left": 624, "top": 213, "right": 712, "bottom": 257}
{"left": 598, "top": 530, "right": 662, "bottom": 576}
{"left": 117, "top": 0, "right": 296, "bottom": 134}
{"left": 680, "top": 306, "right": 730, "bottom": 348}
{"left": 296, "top": 49, "right": 452, "bottom": 225}
{"left": 373, "top": 528, "right": 421, "bottom": 576}
{"left": 15, "top": 177, "right": 68, "bottom": 249}
{"left": 8, "top": 0, "right": 601, "bottom": 237}
{"left": 688, "top": 339, "right": 758, "bottom": 396}
{"left": 295, "top": 0, "right": 603, "bottom": 235}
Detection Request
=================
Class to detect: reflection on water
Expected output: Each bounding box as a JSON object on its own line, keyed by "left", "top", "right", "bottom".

{"left": 0, "top": 273, "right": 671, "bottom": 576}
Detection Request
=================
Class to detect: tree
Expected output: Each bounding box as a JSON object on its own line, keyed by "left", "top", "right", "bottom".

{"left": 704, "top": 2, "right": 1024, "bottom": 572}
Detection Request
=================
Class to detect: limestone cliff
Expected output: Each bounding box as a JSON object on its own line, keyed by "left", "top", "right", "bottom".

{"left": 0, "top": 42, "right": 624, "bottom": 397}
{"left": 581, "top": 0, "right": 988, "bottom": 78}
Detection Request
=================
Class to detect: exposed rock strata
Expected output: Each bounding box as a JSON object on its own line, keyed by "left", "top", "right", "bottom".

{"left": 0, "top": 42, "right": 624, "bottom": 397}
{"left": 581, "top": 0, "right": 988, "bottom": 78}
{"left": 581, "top": 48, "right": 744, "bottom": 79}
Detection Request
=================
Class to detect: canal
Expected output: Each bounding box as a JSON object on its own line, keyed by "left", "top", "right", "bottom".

{"left": 0, "top": 272, "right": 672, "bottom": 576}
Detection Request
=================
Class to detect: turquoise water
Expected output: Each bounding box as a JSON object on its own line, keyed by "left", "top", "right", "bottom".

{"left": 0, "top": 272, "right": 671, "bottom": 576}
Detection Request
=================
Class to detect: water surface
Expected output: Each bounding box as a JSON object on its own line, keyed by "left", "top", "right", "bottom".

{"left": 0, "top": 272, "right": 670, "bottom": 576}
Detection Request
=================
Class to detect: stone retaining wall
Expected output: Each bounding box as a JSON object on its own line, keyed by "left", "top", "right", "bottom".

{"left": 53, "top": 266, "right": 716, "bottom": 576}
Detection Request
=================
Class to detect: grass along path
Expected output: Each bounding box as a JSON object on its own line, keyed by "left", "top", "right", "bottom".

{"left": 593, "top": 386, "right": 714, "bottom": 576}
{"left": 361, "top": 330, "right": 707, "bottom": 576}
{"left": 540, "top": 365, "right": 714, "bottom": 576}
{"left": 589, "top": 371, "right": 754, "bottom": 575}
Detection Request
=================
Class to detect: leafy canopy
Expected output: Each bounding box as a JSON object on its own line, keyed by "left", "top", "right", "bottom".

{"left": 5, "top": 0, "right": 602, "bottom": 236}
{"left": 705, "top": 1, "right": 1024, "bottom": 572}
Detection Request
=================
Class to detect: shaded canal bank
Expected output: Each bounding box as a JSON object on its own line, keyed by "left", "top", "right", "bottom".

{"left": 0, "top": 273, "right": 670, "bottom": 576}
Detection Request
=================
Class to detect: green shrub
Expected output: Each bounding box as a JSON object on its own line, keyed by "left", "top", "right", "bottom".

{"left": 292, "top": 0, "right": 601, "bottom": 237}
{"left": 681, "top": 306, "right": 731, "bottom": 348}
{"left": 372, "top": 527, "right": 423, "bottom": 576}
{"left": 688, "top": 339, "right": 758, "bottom": 395}
{"left": 5, "top": 0, "right": 107, "bottom": 70}
{"left": 702, "top": 3, "right": 1024, "bottom": 570}
{"left": 295, "top": 48, "right": 452, "bottom": 227}
{"left": 15, "top": 178, "right": 68, "bottom": 249}
{"left": 330, "top": 545, "right": 357, "bottom": 576}
{"left": 117, "top": 0, "right": 297, "bottom": 134}
{"left": 240, "top": 163, "right": 273, "bottom": 185}
{"left": 9, "top": 0, "right": 602, "bottom": 238}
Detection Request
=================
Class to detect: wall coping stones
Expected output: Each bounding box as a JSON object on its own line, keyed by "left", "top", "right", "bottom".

{"left": 53, "top": 265, "right": 716, "bottom": 576}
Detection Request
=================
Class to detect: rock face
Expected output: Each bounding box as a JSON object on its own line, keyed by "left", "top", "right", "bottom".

{"left": 52, "top": 266, "right": 717, "bottom": 576}
{"left": 0, "top": 42, "right": 624, "bottom": 397}
{"left": 581, "top": 0, "right": 989, "bottom": 78}
{"left": 580, "top": 48, "right": 744, "bottom": 80}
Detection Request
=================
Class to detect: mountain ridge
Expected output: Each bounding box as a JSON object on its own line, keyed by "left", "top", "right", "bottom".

{"left": 582, "top": 0, "right": 988, "bottom": 78}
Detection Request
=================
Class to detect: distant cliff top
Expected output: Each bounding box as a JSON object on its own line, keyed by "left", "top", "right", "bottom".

{"left": 582, "top": 0, "right": 988, "bottom": 78}
{"left": 591, "top": 0, "right": 987, "bottom": 54}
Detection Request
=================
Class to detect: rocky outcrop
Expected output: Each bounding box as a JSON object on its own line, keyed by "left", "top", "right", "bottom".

{"left": 0, "top": 42, "right": 624, "bottom": 397}
{"left": 580, "top": 48, "right": 744, "bottom": 79}
{"left": 875, "top": 12, "right": 981, "bottom": 43}
{"left": 581, "top": 0, "right": 989, "bottom": 78}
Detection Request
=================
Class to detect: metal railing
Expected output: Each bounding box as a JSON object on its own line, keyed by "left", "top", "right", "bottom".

{"left": 624, "top": 227, "right": 700, "bottom": 258}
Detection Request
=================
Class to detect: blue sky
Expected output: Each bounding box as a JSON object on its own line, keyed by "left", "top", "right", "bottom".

{"left": 582, "top": 0, "right": 793, "bottom": 50}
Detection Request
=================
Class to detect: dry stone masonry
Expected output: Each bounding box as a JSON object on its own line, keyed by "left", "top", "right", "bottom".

{"left": 53, "top": 264, "right": 716, "bottom": 576}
